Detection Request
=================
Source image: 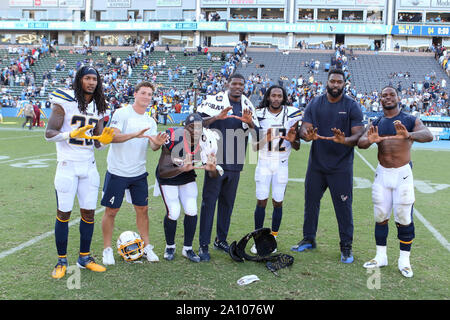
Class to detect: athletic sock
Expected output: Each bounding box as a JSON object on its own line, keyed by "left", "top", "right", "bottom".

{"left": 375, "top": 222, "right": 389, "bottom": 246}
{"left": 79, "top": 218, "right": 94, "bottom": 254}
{"left": 397, "top": 222, "right": 415, "bottom": 252}
{"left": 399, "top": 250, "right": 411, "bottom": 267}
{"left": 55, "top": 217, "right": 69, "bottom": 257}
{"left": 183, "top": 214, "right": 197, "bottom": 247}
{"left": 164, "top": 215, "right": 177, "bottom": 246}
{"left": 271, "top": 207, "right": 283, "bottom": 233}
{"left": 254, "top": 205, "right": 265, "bottom": 230}
{"left": 375, "top": 245, "right": 387, "bottom": 261}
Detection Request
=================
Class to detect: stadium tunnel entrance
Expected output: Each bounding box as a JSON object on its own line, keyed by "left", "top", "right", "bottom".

{"left": 432, "top": 37, "right": 443, "bottom": 47}
{"left": 335, "top": 34, "right": 345, "bottom": 46}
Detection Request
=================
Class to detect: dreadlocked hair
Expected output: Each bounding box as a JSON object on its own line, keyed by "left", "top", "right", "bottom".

{"left": 258, "top": 85, "right": 288, "bottom": 109}
{"left": 73, "top": 66, "right": 108, "bottom": 114}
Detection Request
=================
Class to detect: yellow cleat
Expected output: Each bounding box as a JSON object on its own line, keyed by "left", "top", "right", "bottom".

{"left": 77, "top": 255, "right": 106, "bottom": 272}
{"left": 51, "top": 258, "right": 68, "bottom": 279}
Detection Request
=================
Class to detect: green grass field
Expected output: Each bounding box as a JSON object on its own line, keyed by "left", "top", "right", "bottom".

{"left": 0, "top": 117, "right": 449, "bottom": 301}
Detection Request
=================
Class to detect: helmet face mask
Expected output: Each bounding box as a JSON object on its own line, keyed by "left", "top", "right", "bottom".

{"left": 117, "top": 231, "right": 145, "bottom": 261}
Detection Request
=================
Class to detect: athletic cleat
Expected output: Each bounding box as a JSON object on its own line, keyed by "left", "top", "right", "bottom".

{"left": 399, "top": 266, "right": 414, "bottom": 278}
{"left": 143, "top": 244, "right": 159, "bottom": 262}
{"left": 198, "top": 245, "right": 210, "bottom": 262}
{"left": 213, "top": 238, "right": 230, "bottom": 253}
{"left": 363, "top": 257, "right": 388, "bottom": 269}
{"left": 291, "top": 238, "right": 316, "bottom": 252}
{"left": 102, "top": 247, "right": 115, "bottom": 265}
{"left": 164, "top": 247, "right": 175, "bottom": 261}
{"left": 182, "top": 248, "right": 201, "bottom": 263}
{"left": 340, "top": 248, "right": 354, "bottom": 264}
{"left": 51, "top": 257, "right": 68, "bottom": 279}
{"left": 77, "top": 255, "right": 106, "bottom": 272}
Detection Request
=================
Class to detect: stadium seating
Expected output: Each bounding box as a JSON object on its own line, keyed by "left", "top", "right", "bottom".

{"left": 236, "top": 50, "right": 448, "bottom": 98}
{"left": 1, "top": 48, "right": 224, "bottom": 104}
{"left": 2, "top": 48, "right": 448, "bottom": 109}
{"left": 348, "top": 53, "right": 448, "bottom": 94}
{"left": 237, "top": 51, "right": 331, "bottom": 86}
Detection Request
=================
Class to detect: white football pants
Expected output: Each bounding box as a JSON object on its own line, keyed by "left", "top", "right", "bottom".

{"left": 372, "top": 163, "right": 415, "bottom": 225}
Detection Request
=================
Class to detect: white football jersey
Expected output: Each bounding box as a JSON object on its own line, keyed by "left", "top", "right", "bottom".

{"left": 256, "top": 106, "right": 302, "bottom": 161}
{"left": 49, "top": 89, "right": 104, "bottom": 162}
{"left": 107, "top": 105, "right": 157, "bottom": 177}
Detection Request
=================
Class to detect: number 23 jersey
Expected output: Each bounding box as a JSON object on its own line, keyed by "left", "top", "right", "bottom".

{"left": 50, "top": 89, "right": 104, "bottom": 162}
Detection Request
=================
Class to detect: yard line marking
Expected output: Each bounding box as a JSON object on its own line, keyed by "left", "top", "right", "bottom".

{"left": 0, "top": 127, "right": 45, "bottom": 132}
{"left": 0, "top": 186, "right": 154, "bottom": 260}
{"left": 355, "top": 149, "right": 450, "bottom": 253}
{"left": 0, "top": 135, "right": 43, "bottom": 141}
{"left": 0, "top": 153, "right": 57, "bottom": 164}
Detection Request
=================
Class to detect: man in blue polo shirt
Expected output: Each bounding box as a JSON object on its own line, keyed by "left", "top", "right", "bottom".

{"left": 291, "top": 69, "right": 365, "bottom": 263}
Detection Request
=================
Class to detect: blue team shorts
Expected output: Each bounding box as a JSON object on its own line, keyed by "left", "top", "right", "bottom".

{"left": 101, "top": 171, "right": 149, "bottom": 208}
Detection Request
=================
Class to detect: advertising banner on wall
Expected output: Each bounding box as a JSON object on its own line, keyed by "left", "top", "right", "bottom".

{"left": 228, "top": 21, "right": 390, "bottom": 34}
{"left": 431, "top": 0, "right": 450, "bottom": 7}
{"left": 59, "top": 0, "right": 84, "bottom": 7}
{"left": 298, "top": 0, "right": 386, "bottom": 5}
{"left": 156, "top": 0, "right": 182, "bottom": 6}
{"left": 9, "top": 0, "right": 33, "bottom": 6}
{"left": 399, "top": 0, "right": 430, "bottom": 7}
{"left": 106, "top": 0, "right": 131, "bottom": 8}
{"left": 34, "top": 0, "right": 58, "bottom": 6}
{"left": 0, "top": 20, "right": 228, "bottom": 31}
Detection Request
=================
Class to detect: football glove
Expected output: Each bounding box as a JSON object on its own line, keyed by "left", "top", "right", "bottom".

{"left": 91, "top": 127, "right": 115, "bottom": 145}
{"left": 70, "top": 124, "right": 94, "bottom": 139}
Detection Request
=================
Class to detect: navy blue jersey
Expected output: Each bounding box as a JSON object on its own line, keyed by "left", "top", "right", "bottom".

{"left": 303, "top": 94, "right": 364, "bottom": 173}
{"left": 156, "top": 127, "right": 197, "bottom": 186}
{"left": 372, "top": 111, "right": 417, "bottom": 136}
{"left": 200, "top": 99, "right": 255, "bottom": 172}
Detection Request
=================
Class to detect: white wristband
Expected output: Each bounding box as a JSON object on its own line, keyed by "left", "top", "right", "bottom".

{"left": 45, "top": 131, "right": 71, "bottom": 142}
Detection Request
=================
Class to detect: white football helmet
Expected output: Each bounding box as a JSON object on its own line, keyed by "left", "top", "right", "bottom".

{"left": 199, "top": 128, "right": 220, "bottom": 165}
{"left": 117, "top": 231, "right": 145, "bottom": 261}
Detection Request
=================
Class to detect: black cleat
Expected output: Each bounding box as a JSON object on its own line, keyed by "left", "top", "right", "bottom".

{"left": 182, "top": 248, "right": 200, "bottom": 263}
{"left": 164, "top": 247, "right": 175, "bottom": 261}
{"left": 198, "top": 245, "right": 210, "bottom": 262}
{"left": 291, "top": 238, "right": 317, "bottom": 252}
{"left": 213, "top": 238, "right": 230, "bottom": 253}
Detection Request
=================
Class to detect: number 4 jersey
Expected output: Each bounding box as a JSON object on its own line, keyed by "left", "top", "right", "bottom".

{"left": 256, "top": 105, "right": 302, "bottom": 162}
{"left": 50, "top": 89, "right": 104, "bottom": 162}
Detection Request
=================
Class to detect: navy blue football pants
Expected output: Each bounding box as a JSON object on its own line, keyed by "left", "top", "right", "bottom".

{"left": 303, "top": 167, "right": 354, "bottom": 247}
{"left": 199, "top": 170, "right": 241, "bottom": 247}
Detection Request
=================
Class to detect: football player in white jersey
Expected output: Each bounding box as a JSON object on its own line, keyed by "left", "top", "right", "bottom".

{"left": 45, "top": 66, "right": 115, "bottom": 279}
{"left": 101, "top": 82, "right": 169, "bottom": 265}
{"left": 251, "top": 85, "right": 301, "bottom": 254}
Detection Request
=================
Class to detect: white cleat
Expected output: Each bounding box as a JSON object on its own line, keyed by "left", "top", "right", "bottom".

{"left": 102, "top": 247, "right": 115, "bottom": 265}
{"left": 398, "top": 260, "right": 414, "bottom": 278}
{"left": 398, "top": 251, "right": 413, "bottom": 278}
{"left": 363, "top": 256, "right": 388, "bottom": 269}
{"left": 399, "top": 266, "right": 414, "bottom": 278}
{"left": 143, "top": 244, "right": 159, "bottom": 262}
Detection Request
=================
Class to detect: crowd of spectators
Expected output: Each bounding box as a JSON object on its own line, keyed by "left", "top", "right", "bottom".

{"left": 0, "top": 39, "right": 448, "bottom": 122}
{"left": 240, "top": 45, "right": 448, "bottom": 117}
